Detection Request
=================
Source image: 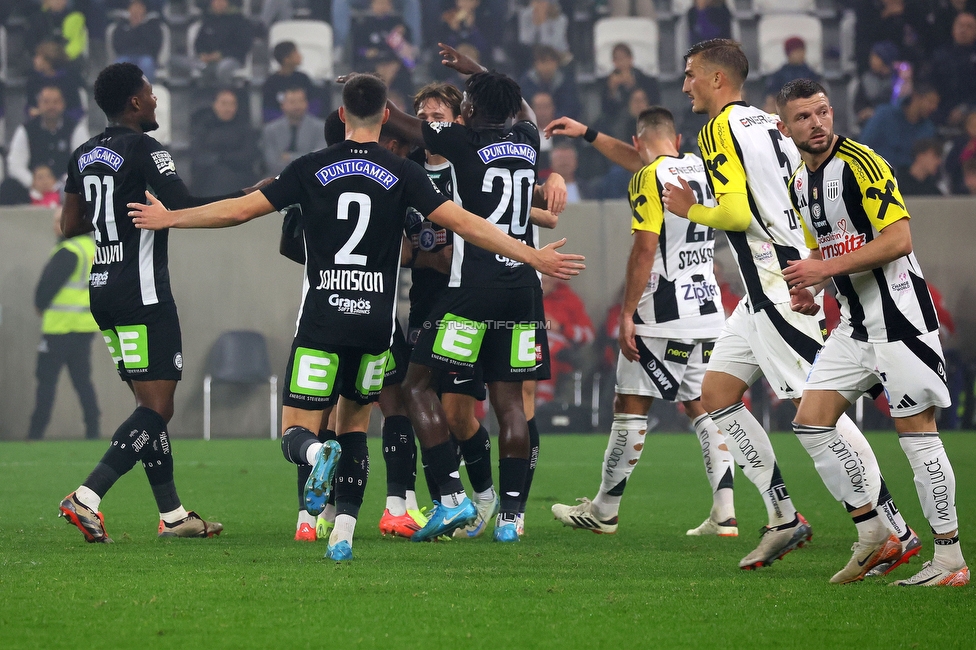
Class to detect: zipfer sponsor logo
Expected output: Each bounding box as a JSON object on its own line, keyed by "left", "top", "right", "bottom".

{"left": 315, "top": 159, "right": 398, "bottom": 189}
{"left": 78, "top": 146, "right": 124, "bottom": 172}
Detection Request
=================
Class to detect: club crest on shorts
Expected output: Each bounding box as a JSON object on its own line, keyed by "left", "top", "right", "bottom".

{"left": 825, "top": 179, "right": 840, "bottom": 202}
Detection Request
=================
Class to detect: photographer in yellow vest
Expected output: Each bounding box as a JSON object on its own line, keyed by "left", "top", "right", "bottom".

{"left": 28, "top": 209, "right": 100, "bottom": 440}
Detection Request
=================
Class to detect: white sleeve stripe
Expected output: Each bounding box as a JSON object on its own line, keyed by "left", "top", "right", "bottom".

{"left": 138, "top": 229, "right": 158, "bottom": 305}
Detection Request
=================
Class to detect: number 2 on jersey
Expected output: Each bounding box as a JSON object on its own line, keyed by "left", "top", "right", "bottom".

{"left": 335, "top": 192, "right": 371, "bottom": 265}
{"left": 83, "top": 175, "right": 118, "bottom": 243}
{"left": 483, "top": 168, "right": 535, "bottom": 236}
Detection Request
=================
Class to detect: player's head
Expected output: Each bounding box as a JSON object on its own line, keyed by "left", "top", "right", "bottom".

{"left": 462, "top": 71, "right": 522, "bottom": 126}
{"left": 632, "top": 107, "right": 679, "bottom": 163}
{"left": 340, "top": 73, "right": 389, "bottom": 129}
{"left": 413, "top": 82, "right": 463, "bottom": 124}
{"left": 94, "top": 62, "right": 158, "bottom": 132}
{"left": 683, "top": 39, "right": 749, "bottom": 115}
{"left": 324, "top": 109, "right": 345, "bottom": 146}
{"left": 379, "top": 124, "right": 411, "bottom": 158}
{"left": 775, "top": 79, "right": 834, "bottom": 155}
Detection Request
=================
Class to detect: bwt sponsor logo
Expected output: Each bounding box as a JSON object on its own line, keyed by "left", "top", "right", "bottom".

{"left": 477, "top": 142, "right": 537, "bottom": 165}
{"left": 329, "top": 294, "right": 371, "bottom": 315}
{"left": 78, "top": 146, "right": 124, "bottom": 173}
{"left": 315, "top": 269, "right": 384, "bottom": 292}
{"left": 315, "top": 159, "right": 398, "bottom": 189}
{"left": 94, "top": 242, "right": 124, "bottom": 265}
{"left": 643, "top": 358, "right": 674, "bottom": 392}
{"left": 90, "top": 271, "right": 109, "bottom": 287}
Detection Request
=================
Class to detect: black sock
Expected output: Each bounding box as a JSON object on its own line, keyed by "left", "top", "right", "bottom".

{"left": 458, "top": 426, "right": 493, "bottom": 493}
{"left": 422, "top": 458, "right": 440, "bottom": 504}
{"left": 334, "top": 432, "right": 369, "bottom": 518}
{"left": 422, "top": 441, "right": 464, "bottom": 500}
{"left": 281, "top": 426, "right": 319, "bottom": 465}
{"left": 83, "top": 406, "right": 163, "bottom": 498}
{"left": 499, "top": 457, "right": 529, "bottom": 516}
{"left": 519, "top": 418, "right": 540, "bottom": 514}
{"left": 142, "top": 427, "right": 182, "bottom": 513}
{"left": 382, "top": 415, "right": 415, "bottom": 499}
{"left": 297, "top": 465, "right": 312, "bottom": 510}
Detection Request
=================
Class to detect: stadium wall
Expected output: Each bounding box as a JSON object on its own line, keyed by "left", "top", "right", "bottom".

{"left": 2, "top": 198, "right": 973, "bottom": 440}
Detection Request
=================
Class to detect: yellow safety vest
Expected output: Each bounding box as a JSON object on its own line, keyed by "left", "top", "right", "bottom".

{"left": 42, "top": 235, "right": 99, "bottom": 335}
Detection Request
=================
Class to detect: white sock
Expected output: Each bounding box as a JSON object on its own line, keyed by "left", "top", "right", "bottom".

{"left": 792, "top": 423, "right": 876, "bottom": 509}
{"left": 853, "top": 512, "right": 887, "bottom": 543}
{"left": 319, "top": 503, "right": 336, "bottom": 524}
{"left": 834, "top": 413, "right": 884, "bottom": 508}
{"left": 405, "top": 490, "right": 419, "bottom": 512}
{"left": 475, "top": 486, "right": 496, "bottom": 503}
{"left": 329, "top": 513, "right": 357, "bottom": 547}
{"left": 304, "top": 441, "right": 323, "bottom": 466}
{"left": 75, "top": 486, "right": 100, "bottom": 512}
{"left": 899, "top": 434, "right": 959, "bottom": 534}
{"left": 591, "top": 413, "right": 646, "bottom": 519}
{"left": 692, "top": 413, "right": 735, "bottom": 522}
{"left": 160, "top": 506, "right": 189, "bottom": 524}
{"left": 441, "top": 489, "right": 467, "bottom": 508}
{"left": 711, "top": 402, "right": 795, "bottom": 527}
{"left": 386, "top": 496, "right": 407, "bottom": 517}
{"left": 297, "top": 510, "right": 315, "bottom": 529}
{"left": 934, "top": 536, "right": 966, "bottom": 570}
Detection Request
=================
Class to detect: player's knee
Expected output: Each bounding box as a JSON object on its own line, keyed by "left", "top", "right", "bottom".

{"left": 281, "top": 425, "right": 318, "bottom": 465}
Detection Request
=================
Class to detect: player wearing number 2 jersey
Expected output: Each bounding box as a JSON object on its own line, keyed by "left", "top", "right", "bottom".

{"left": 663, "top": 39, "right": 914, "bottom": 574}
{"left": 57, "top": 63, "right": 230, "bottom": 544}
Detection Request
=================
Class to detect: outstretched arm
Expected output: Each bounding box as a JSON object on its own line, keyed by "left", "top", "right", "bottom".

{"left": 439, "top": 42, "right": 536, "bottom": 125}
{"left": 129, "top": 190, "right": 277, "bottom": 230}
{"left": 544, "top": 116, "right": 643, "bottom": 173}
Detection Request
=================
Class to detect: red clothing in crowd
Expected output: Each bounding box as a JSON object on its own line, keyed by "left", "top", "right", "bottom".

{"left": 538, "top": 282, "right": 595, "bottom": 403}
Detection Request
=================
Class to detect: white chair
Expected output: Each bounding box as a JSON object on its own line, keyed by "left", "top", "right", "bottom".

{"left": 753, "top": 0, "right": 816, "bottom": 12}
{"left": 187, "top": 19, "right": 254, "bottom": 82}
{"left": 203, "top": 331, "right": 278, "bottom": 441}
{"left": 105, "top": 19, "right": 172, "bottom": 82}
{"left": 152, "top": 83, "right": 172, "bottom": 145}
{"left": 593, "top": 17, "right": 659, "bottom": 78}
{"left": 0, "top": 26, "right": 8, "bottom": 83}
{"left": 267, "top": 20, "right": 334, "bottom": 83}
{"left": 757, "top": 13, "right": 822, "bottom": 76}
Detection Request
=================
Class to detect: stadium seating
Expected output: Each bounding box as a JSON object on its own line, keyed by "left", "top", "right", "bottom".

{"left": 105, "top": 19, "right": 172, "bottom": 83}
{"left": 186, "top": 19, "right": 254, "bottom": 84}
{"left": 593, "top": 17, "right": 660, "bottom": 77}
{"left": 267, "top": 19, "right": 334, "bottom": 83}
{"left": 203, "top": 330, "right": 278, "bottom": 440}
{"left": 757, "top": 13, "right": 823, "bottom": 76}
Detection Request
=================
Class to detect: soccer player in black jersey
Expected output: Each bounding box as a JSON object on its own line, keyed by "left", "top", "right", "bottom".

{"left": 130, "top": 74, "right": 583, "bottom": 560}
{"left": 383, "top": 46, "right": 556, "bottom": 542}
{"left": 56, "top": 63, "right": 245, "bottom": 542}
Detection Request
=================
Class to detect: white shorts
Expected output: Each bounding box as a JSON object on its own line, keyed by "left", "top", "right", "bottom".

{"left": 615, "top": 336, "right": 715, "bottom": 402}
{"left": 805, "top": 329, "right": 950, "bottom": 417}
{"left": 707, "top": 300, "right": 825, "bottom": 400}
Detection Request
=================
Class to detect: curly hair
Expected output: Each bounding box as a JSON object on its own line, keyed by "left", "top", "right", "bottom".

{"left": 93, "top": 62, "right": 146, "bottom": 119}
{"left": 465, "top": 71, "right": 522, "bottom": 124}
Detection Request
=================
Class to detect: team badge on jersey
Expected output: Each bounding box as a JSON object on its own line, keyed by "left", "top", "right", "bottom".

{"left": 151, "top": 150, "right": 176, "bottom": 175}
{"left": 825, "top": 179, "right": 840, "bottom": 201}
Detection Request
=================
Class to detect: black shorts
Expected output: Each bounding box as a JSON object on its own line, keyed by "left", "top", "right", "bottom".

{"left": 91, "top": 301, "right": 183, "bottom": 382}
{"left": 384, "top": 322, "right": 410, "bottom": 387}
{"left": 283, "top": 336, "right": 390, "bottom": 409}
{"left": 408, "top": 324, "right": 487, "bottom": 400}
{"left": 533, "top": 284, "right": 551, "bottom": 381}
{"left": 411, "top": 286, "right": 549, "bottom": 383}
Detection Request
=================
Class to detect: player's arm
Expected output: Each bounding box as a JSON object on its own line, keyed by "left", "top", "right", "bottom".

{"left": 530, "top": 207, "right": 557, "bottom": 228}
{"left": 543, "top": 116, "right": 643, "bottom": 173}
{"left": 61, "top": 192, "right": 94, "bottom": 237}
{"left": 663, "top": 180, "right": 751, "bottom": 231}
{"left": 128, "top": 190, "right": 277, "bottom": 229}
{"left": 534, "top": 172, "right": 566, "bottom": 216}
{"left": 619, "top": 230, "right": 658, "bottom": 362}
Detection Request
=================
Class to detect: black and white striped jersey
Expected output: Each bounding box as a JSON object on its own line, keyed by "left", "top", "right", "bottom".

{"left": 788, "top": 136, "right": 939, "bottom": 343}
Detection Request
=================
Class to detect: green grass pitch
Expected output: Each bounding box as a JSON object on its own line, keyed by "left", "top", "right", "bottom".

{"left": 2, "top": 432, "right": 974, "bottom": 648}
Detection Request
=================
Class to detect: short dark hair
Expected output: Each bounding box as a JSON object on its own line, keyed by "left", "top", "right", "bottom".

{"left": 533, "top": 45, "right": 562, "bottom": 63}
{"left": 465, "top": 71, "right": 522, "bottom": 123}
{"left": 612, "top": 43, "right": 633, "bottom": 58}
{"left": 775, "top": 78, "right": 828, "bottom": 113}
{"left": 911, "top": 137, "right": 943, "bottom": 159}
{"left": 636, "top": 106, "right": 676, "bottom": 136}
{"left": 36, "top": 84, "right": 65, "bottom": 102}
{"left": 324, "top": 109, "right": 345, "bottom": 146}
{"left": 413, "top": 82, "right": 463, "bottom": 118}
{"left": 685, "top": 38, "right": 749, "bottom": 85}
{"left": 273, "top": 41, "right": 297, "bottom": 65}
{"left": 94, "top": 62, "right": 145, "bottom": 119}
{"left": 341, "top": 73, "right": 388, "bottom": 123}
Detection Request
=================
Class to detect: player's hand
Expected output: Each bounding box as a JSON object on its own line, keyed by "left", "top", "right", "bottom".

{"left": 542, "top": 173, "right": 567, "bottom": 215}
{"left": 662, "top": 177, "right": 696, "bottom": 218}
{"left": 789, "top": 286, "right": 821, "bottom": 316}
{"left": 543, "top": 116, "right": 586, "bottom": 140}
{"left": 534, "top": 238, "right": 585, "bottom": 280}
{"left": 783, "top": 258, "right": 830, "bottom": 290}
{"left": 618, "top": 316, "right": 639, "bottom": 362}
{"left": 439, "top": 42, "right": 485, "bottom": 75}
{"left": 128, "top": 191, "right": 173, "bottom": 230}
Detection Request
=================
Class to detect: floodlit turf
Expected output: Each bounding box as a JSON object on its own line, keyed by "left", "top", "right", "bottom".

{"left": 2, "top": 432, "right": 974, "bottom": 648}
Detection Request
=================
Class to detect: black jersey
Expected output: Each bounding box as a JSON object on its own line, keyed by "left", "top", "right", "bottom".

{"left": 421, "top": 119, "right": 540, "bottom": 289}
{"left": 407, "top": 159, "right": 456, "bottom": 327}
{"left": 64, "top": 127, "right": 184, "bottom": 310}
{"left": 262, "top": 140, "right": 448, "bottom": 349}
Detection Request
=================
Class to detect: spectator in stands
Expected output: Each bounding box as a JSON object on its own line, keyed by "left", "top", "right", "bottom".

{"left": 194, "top": 0, "right": 256, "bottom": 87}
{"left": 110, "top": 0, "right": 163, "bottom": 82}
{"left": 436, "top": 0, "right": 489, "bottom": 56}
{"left": 537, "top": 275, "right": 595, "bottom": 403}
{"left": 350, "top": 0, "right": 418, "bottom": 72}
{"left": 854, "top": 41, "right": 909, "bottom": 126}
{"left": 925, "top": 0, "right": 976, "bottom": 52}
{"left": 518, "top": 0, "right": 569, "bottom": 60}
{"left": 262, "top": 41, "right": 319, "bottom": 122}
{"left": 372, "top": 51, "right": 414, "bottom": 110}
{"left": 7, "top": 86, "right": 89, "bottom": 200}
{"left": 550, "top": 144, "right": 582, "bottom": 204}
{"left": 931, "top": 12, "right": 976, "bottom": 126}
{"left": 763, "top": 37, "right": 822, "bottom": 113}
{"left": 531, "top": 91, "right": 556, "bottom": 171}
{"left": 189, "top": 89, "right": 259, "bottom": 195}
{"left": 961, "top": 157, "right": 976, "bottom": 193}
{"left": 261, "top": 87, "right": 326, "bottom": 176}
{"left": 26, "top": 39, "right": 86, "bottom": 123}
{"left": 860, "top": 84, "right": 940, "bottom": 172}
{"left": 590, "top": 86, "right": 651, "bottom": 199}
{"left": 24, "top": 0, "right": 88, "bottom": 64}
{"left": 437, "top": 42, "right": 482, "bottom": 88}
{"left": 600, "top": 43, "right": 660, "bottom": 120}
{"left": 30, "top": 165, "right": 62, "bottom": 208}
{"left": 519, "top": 45, "right": 582, "bottom": 120}
{"left": 898, "top": 138, "right": 946, "bottom": 196}
{"left": 853, "top": 0, "right": 928, "bottom": 72}
{"left": 945, "top": 108, "right": 976, "bottom": 192}
{"left": 687, "top": 0, "right": 731, "bottom": 45}
{"left": 333, "top": 0, "right": 422, "bottom": 58}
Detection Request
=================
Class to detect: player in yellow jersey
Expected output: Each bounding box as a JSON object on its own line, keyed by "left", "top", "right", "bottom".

{"left": 777, "top": 79, "right": 966, "bottom": 586}
{"left": 661, "top": 39, "right": 916, "bottom": 573}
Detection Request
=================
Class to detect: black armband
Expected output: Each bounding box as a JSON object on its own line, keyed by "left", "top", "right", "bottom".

{"left": 583, "top": 127, "right": 599, "bottom": 143}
